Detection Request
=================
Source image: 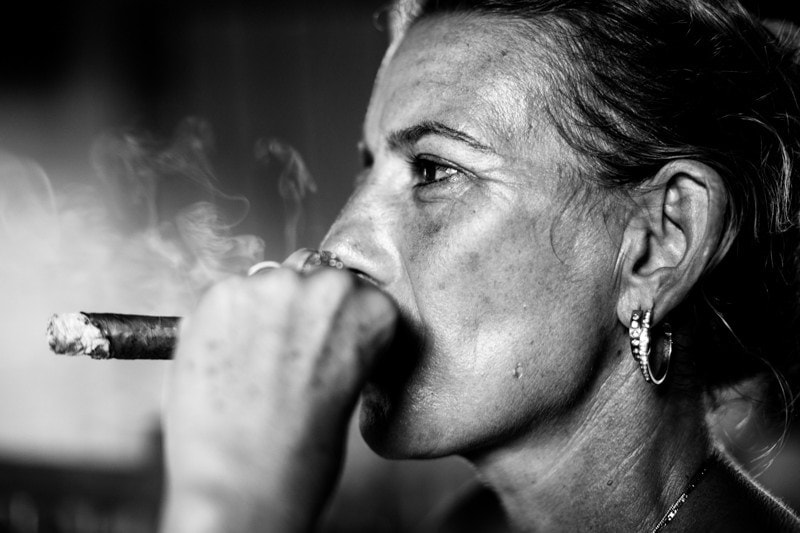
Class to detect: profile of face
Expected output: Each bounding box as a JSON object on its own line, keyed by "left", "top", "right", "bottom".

{"left": 322, "top": 14, "right": 623, "bottom": 459}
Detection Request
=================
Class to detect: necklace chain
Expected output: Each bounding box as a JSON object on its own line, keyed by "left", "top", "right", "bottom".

{"left": 651, "top": 458, "right": 712, "bottom": 532}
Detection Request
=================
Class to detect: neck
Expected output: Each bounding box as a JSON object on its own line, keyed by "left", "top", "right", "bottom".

{"left": 467, "top": 357, "right": 711, "bottom": 532}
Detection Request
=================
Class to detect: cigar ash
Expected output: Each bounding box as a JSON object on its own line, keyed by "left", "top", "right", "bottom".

{"left": 47, "top": 312, "right": 110, "bottom": 359}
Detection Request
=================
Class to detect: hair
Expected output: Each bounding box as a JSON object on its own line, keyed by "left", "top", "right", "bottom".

{"left": 389, "top": 0, "right": 800, "bottom": 415}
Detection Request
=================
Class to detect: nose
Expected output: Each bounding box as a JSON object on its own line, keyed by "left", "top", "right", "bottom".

{"left": 320, "top": 180, "right": 402, "bottom": 288}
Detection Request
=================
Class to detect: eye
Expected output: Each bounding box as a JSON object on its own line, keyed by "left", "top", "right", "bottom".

{"left": 412, "top": 157, "right": 463, "bottom": 186}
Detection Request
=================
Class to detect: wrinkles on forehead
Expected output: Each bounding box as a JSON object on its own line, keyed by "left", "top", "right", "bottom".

{"left": 368, "top": 13, "right": 555, "bottom": 159}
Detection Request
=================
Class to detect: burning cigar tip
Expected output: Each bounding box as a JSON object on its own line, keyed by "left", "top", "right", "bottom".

{"left": 47, "top": 312, "right": 111, "bottom": 358}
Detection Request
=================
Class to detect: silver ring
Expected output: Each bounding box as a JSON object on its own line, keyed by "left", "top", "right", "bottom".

{"left": 247, "top": 261, "right": 282, "bottom": 276}
{"left": 302, "top": 249, "right": 345, "bottom": 271}
{"left": 247, "top": 249, "right": 346, "bottom": 277}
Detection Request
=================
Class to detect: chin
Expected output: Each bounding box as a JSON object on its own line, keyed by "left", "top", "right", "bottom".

{"left": 358, "top": 382, "right": 452, "bottom": 460}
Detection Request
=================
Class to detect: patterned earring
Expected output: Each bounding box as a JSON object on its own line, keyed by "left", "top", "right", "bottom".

{"left": 629, "top": 309, "right": 672, "bottom": 385}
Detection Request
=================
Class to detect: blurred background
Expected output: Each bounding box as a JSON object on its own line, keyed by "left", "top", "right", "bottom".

{"left": 0, "top": 1, "right": 798, "bottom": 532}
{"left": 0, "top": 1, "right": 474, "bottom": 531}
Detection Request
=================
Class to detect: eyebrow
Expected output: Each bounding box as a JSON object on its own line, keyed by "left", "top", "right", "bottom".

{"left": 385, "top": 120, "right": 495, "bottom": 153}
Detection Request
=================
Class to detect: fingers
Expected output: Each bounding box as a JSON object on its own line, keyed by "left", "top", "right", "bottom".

{"left": 281, "top": 247, "right": 318, "bottom": 271}
{"left": 254, "top": 249, "right": 398, "bottom": 385}
{"left": 164, "top": 256, "right": 396, "bottom": 533}
{"left": 299, "top": 268, "right": 398, "bottom": 397}
{"left": 246, "top": 247, "right": 315, "bottom": 276}
{"left": 177, "top": 260, "right": 398, "bottom": 407}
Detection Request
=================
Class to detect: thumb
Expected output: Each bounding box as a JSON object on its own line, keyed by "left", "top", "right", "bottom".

{"left": 317, "top": 273, "right": 398, "bottom": 400}
{"left": 349, "top": 282, "right": 399, "bottom": 373}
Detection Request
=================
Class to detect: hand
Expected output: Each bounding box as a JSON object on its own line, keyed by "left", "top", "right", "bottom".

{"left": 159, "top": 264, "right": 398, "bottom": 533}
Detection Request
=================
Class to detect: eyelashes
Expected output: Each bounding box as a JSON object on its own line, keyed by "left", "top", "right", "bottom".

{"left": 410, "top": 156, "right": 465, "bottom": 187}
{"left": 356, "top": 144, "right": 470, "bottom": 193}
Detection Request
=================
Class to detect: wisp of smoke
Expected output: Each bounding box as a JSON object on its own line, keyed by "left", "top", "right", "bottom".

{"left": 0, "top": 118, "right": 309, "bottom": 464}
{"left": 255, "top": 137, "right": 317, "bottom": 254}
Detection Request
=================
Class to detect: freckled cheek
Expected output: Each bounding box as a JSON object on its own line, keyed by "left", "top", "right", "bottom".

{"left": 402, "top": 213, "right": 482, "bottom": 288}
{"left": 401, "top": 204, "right": 547, "bottom": 336}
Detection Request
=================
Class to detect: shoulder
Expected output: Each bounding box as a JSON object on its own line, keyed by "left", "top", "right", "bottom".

{"left": 679, "top": 454, "right": 800, "bottom": 533}
{"left": 418, "top": 454, "right": 800, "bottom": 533}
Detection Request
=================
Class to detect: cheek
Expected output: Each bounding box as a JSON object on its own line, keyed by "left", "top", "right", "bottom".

{"left": 403, "top": 195, "right": 616, "bottom": 411}
{"left": 360, "top": 183, "right": 619, "bottom": 457}
{"left": 401, "top": 199, "right": 546, "bottom": 374}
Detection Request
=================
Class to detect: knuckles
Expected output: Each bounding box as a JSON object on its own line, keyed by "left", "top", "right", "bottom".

{"left": 197, "top": 267, "right": 371, "bottom": 323}
{"left": 175, "top": 266, "right": 399, "bottom": 409}
{"left": 304, "top": 267, "right": 358, "bottom": 302}
{"left": 190, "top": 266, "right": 396, "bottom": 350}
{"left": 203, "top": 268, "right": 302, "bottom": 307}
{"left": 304, "top": 268, "right": 398, "bottom": 327}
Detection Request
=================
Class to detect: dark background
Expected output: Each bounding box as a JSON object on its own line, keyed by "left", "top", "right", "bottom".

{"left": 0, "top": 0, "right": 390, "bottom": 255}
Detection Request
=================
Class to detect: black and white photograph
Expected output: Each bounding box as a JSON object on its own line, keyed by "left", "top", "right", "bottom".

{"left": 1, "top": 1, "right": 800, "bottom": 531}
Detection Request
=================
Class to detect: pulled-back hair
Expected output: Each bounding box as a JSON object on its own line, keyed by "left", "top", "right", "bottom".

{"left": 390, "top": 0, "right": 800, "bottom": 404}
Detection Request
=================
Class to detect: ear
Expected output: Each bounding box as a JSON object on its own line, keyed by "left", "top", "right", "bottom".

{"left": 615, "top": 160, "right": 728, "bottom": 327}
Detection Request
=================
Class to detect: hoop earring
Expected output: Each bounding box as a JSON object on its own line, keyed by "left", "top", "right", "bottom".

{"left": 629, "top": 309, "right": 672, "bottom": 385}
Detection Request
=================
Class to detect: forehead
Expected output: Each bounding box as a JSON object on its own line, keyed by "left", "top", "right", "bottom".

{"left": 365, "top": 14, "right": 552, "bottom": 148}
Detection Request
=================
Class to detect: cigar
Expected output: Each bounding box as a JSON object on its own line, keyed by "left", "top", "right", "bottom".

{"left": 46, "top": 250, "right": 354, "bottom": 361}
{"left": 47, "top": 312, "right": 180, "bottom": 360}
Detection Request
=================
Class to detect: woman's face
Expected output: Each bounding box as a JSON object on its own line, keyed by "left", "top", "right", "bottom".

{"left": 322, "top": 15, "right": 621, "bottom": 458}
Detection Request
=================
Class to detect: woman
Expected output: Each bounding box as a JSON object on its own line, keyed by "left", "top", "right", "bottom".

{"left": 160, "top": 0, "right": 800, "bottom": 531}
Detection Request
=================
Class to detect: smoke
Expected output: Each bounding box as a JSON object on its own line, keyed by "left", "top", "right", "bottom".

{"left": 255, "top": 137, "right": 317, "bottom": 254}
{"left": 91, "top": 118, "right": 268, "bottom": 297}
{"left": 0, "top": 118, "right": 310, "bottom": 464}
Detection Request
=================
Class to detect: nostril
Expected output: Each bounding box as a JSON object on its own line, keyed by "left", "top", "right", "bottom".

{"left": 344, "top": 267, "right": 381, "bottom": 287}
{"left": 320, "top": 233, "right": 395, "bottom": 287}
